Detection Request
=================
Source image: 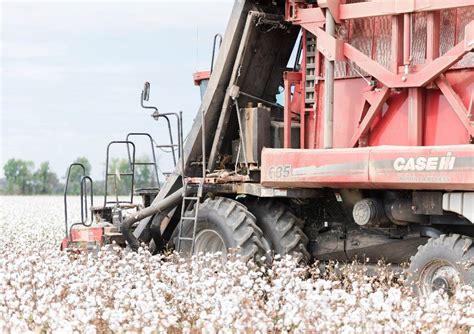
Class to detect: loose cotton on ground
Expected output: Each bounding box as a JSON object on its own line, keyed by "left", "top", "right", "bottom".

{"left": 0, "top": 196, "right": 473, "bottom": 333}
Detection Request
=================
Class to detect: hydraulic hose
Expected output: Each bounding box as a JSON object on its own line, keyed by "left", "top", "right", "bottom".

{"left": 121, "top": 187, "right": 184, "bottom": 251}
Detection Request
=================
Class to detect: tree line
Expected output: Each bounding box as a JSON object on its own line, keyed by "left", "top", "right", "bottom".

{"left": 1, "top": 156, "right": 158, "bottom": 196}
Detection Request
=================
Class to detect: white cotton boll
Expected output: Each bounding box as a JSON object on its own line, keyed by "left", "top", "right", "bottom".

{"left": 0, "top": 197, "right": 473, "bottom": 333}
{"left": 370, "top": 290, "right": 385, "bottom": 310}
{"left": 401, "top": 299, "right": 412, "bottom": 312}
{"left": 323, "top": 280, "right": 332, "bottom": 290}
{"left": 386, "top": 287, "right": 401, "bottom": 305}
{"left": 346, "top": 294, "right": 357, "bottom": 306}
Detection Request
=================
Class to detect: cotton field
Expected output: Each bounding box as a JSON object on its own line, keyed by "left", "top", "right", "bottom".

{"left": 0, "top": 196, "right": 473, "bottom": 333}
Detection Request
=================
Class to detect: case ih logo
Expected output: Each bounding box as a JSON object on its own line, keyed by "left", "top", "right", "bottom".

{"left": 393, "top": 152, "right": 456, "bottom": 172}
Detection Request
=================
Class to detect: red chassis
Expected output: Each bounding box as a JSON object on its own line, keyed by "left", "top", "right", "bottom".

{"left": 61, "top": 225, "right": 103, "bottom": 251}
{"left": 262, "top": 1, "right": 474, "bottom": 191}
{"left": 262, "top": 145, "right": 474, "bottom": 190}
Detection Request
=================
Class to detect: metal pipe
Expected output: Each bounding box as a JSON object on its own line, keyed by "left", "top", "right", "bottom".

{"left": 140, "top": 91, "right": 178, "bottom": 166}
{"left": 200, "top": 108, "right": 206, "bottom": 197}
{"left": 403, "top": 13, "right": 411, "bottom": 66}
{"left": 162, "top": 115, "right": 177, "bottom": 166}
{"left": 294, "top": 33, "right": 303, "bottom": 71}
{"left": 140, "top": 91, "right": 158, "bottom": 113}
{"left": 179, "top": 111, "right": 185, "bottom": 177}
{"left": 121, "top": 187, "right": 184, "bottom": 251}
{"left": 234, "top": 98, "right": 249, "bottom": 169}
{"left": 323, "top": 9, "right": 335, "bottom": 149}
{"left": 239, "top": 90, "right": 282, "bottom": 108}
{"left": 80, "top": 176, "right": 94, "bottom": 226}
{"left": 64, "top": 163, "right": 86, "bottom": 239}
{"left": 210, "top": 33, "right": 223, "bottom": 74}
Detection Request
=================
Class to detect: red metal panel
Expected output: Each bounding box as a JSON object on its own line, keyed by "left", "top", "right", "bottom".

{"left": 338, "top": 0, "right": 473, "bottom": 20}
{"left": 350, "top": 86, "right": 390, "bottom": 147}
{"left": 70, "top": 225, "right": 103, "bottom": 242}
{"left": 368, "top": 89, "right": 410, "bottom": 146}
{"left": 261, "top": 145, "right": 474, "bottom": 190}
{"left": 369, "top": 145, "right": 474, "bottom": 190}
{"left": 424, "top": 70, "right": 473, "bottom": 144}
{"left": 408, "top": 87, "right": 424, "bottom": 145}
{"left": 279, "top": 1, "right": 474, "bottom": 192}
{"left": 436, "top": 74, "right": 473, "bottom": 136}
{"left": 455, "top": 6, "right": 474, "bottom": 68}
{"left": 192, "top": 71, "right": 211, "bottom": 86}
{"left": 391, "top": 15, "right": 404, "bottom": 73}
{"left": 314, "top": 69, "right": 472, "bottom": 149}
{"left": 426, "top": 12, "right": 440, "bottom": 61}
{"left": 343, "top": 39, "right": 470, "bottom": 88}
{"left": 283, "top": 71, "right": 303, "bottom": 148}
{"left": 327, "top": 78, "right": 368, "bottom": 148}
{"left": 332, "top": 6, "right": 473, "bottom": 80}
{"left": 261, "top": 147, "right": 371, "bottom": 188}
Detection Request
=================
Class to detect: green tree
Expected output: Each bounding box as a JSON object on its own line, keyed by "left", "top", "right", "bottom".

{"left": 33, "top": 161, "right": 59, "bottom": 194}
{"left": 65, "top": 157, "right": 92, "bottom": 195}
{"left": 104, "top": 155, "right": 156, "bottom": 197}
{"left": 3, "top": 159, "right": 35, "bottom": 194}
{"left": 107, "top": 158, "right": 133, "bottom": 196}
{"left": 135, "top": 155, "right": 157, "bottom": 189}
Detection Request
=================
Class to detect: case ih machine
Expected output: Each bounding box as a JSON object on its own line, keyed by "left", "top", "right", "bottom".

{"left": 64, "top": 0, "right": 474, "bottom": 295}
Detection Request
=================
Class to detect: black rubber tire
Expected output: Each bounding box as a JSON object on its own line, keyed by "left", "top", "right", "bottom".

{"left": 242, "top": 198, "right": 310, "bottom": 264}
{"left": 177, "top": 197, "right": 269, "bottom": 262}
{"left": 407, "top": 234, "right": 474, "bottom": 296}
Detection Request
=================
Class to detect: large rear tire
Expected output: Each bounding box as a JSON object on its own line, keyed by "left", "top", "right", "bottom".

{"left": 407, "top": 234, "right": 474, "bottom": 296}
{"left": 178, "top": 197, "right": 269, "bottom": 262}
{"left": 243, "top": 198, "right": 310, "bottom": 264}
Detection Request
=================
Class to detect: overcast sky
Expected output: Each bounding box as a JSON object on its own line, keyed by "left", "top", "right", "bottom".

{"left": 1, "top": 0, "right": 234, "bottom": 179}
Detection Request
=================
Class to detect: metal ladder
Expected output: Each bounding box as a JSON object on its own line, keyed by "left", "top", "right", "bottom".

{"left": 176, "top": 107, "right": 207, "bottom": 254}
{"left": 176, "top": 186, "right": 201, "bottom": 254}
{"left": 305, "top": 31, "right": 317, "bottom": 107}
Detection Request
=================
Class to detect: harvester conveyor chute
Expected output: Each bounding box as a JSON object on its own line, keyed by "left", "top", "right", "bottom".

{"left": 129, "top": 0, "right": 299, "bottom": 242}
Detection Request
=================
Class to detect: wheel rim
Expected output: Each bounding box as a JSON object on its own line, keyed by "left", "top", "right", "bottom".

{"left": 194, "top": 229, "right": 227, "bottom": 256}
{"left": 419, "top": 259, "right": 462, "bottom": 296}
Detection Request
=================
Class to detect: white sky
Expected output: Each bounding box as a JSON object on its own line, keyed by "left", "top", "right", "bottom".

{"left": 1, "top": 0, "right": 234, "bottom": 179}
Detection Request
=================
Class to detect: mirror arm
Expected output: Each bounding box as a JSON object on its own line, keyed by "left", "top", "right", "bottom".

{"left": 140, "top": 91, "right": 159, "bottom": 116}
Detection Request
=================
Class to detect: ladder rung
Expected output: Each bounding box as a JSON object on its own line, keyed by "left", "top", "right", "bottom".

{"left": 133, "top": 162, "right": 156, "bottom": 165}
{"left": 181, "top": 216, "right": 198, "bottom": 220}
{"left": 183, "top": 197, "right": 200, "bottom": 201}
{"left": 105, "top": 201, "right": 133, "bottom": 204}
{"left": 106, "top": 172, "right": 133, "bottom": 176}
{"left": 178, "top": 237, "right": 194, "bottom": 241}
{"left": 156, "top": 144, "right": 178, "bottom": 148}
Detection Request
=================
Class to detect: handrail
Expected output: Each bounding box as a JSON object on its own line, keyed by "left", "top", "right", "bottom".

{"left": 64, "top": 163, "right": 85, "bottom": 239}
{"left": 210, "top": 33, "right": 223, "bottom": 74}
{"left": 104, "top": 141, "right": 136, "bottom": 207}
{"left": 126, "top": 132, "right": 160, "bottom": 187}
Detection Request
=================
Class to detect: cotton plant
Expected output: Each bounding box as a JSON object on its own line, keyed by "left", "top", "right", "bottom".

{"left": 0, "top": 196, "right": 473, "bottom": 333}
